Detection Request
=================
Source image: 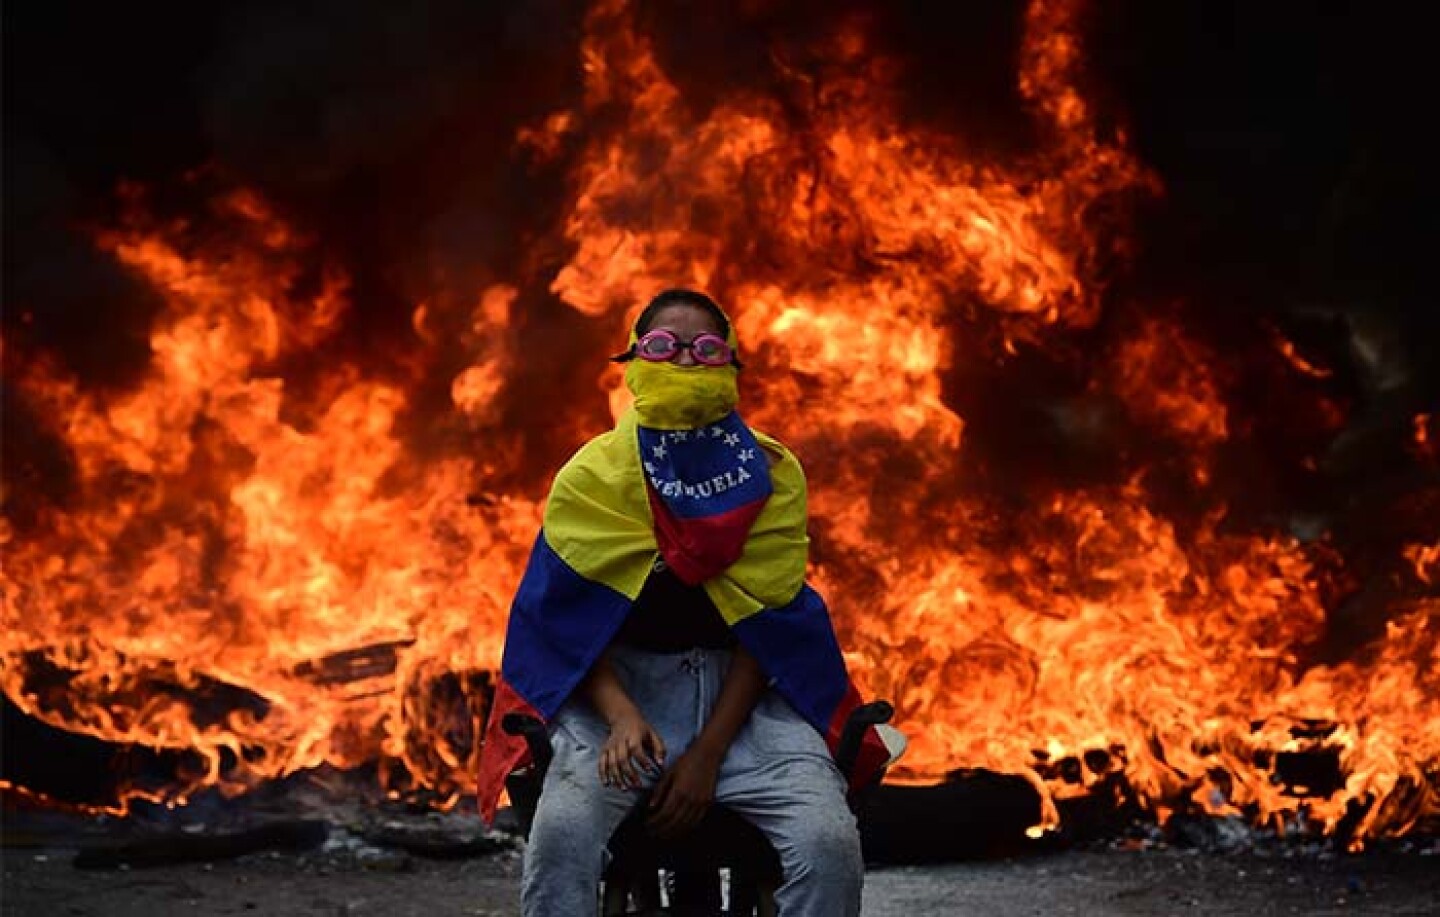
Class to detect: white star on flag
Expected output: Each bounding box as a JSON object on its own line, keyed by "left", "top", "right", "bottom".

{"left": 738, "top": 448, "right": 756, "bottom": 463}
{"left": 723, "top": 432, "right": 741, "bottom": 447}
{"left": 652, "top": 443, "right": 667, "bottom": 459}
{"left": 673, "top": 430, "right": 688, "bottom": 442}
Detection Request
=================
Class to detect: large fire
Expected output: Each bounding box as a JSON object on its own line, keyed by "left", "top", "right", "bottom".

{"left": 3, "top": 0, "right": 1436, "bottom": 846}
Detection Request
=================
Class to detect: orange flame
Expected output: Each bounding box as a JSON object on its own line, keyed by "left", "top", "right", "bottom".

{"left": 1414, "top": 413, "right": 1435, "bottom": 461}
{"left": 1273, "top": 332, "right": 1334, "bottom": 380}
{"left": 3, "top": 184, "right": 539, "bottom": 807}
{"left": 3, "top": 0, "right": 1435, "bottom": 845}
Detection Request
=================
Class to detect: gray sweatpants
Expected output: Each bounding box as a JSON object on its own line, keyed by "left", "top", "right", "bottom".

{"left": 521, "top": 645, "right": 863, "bottom": 916}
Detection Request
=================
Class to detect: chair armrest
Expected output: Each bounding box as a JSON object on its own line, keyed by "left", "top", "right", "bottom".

{"left": 499, "top": 713, "right": 554, "bottom": 840}
{"left": 501, "top": 712, "right": 554, "bottom": 774}
{"left": 835, "top": 700, "right": 894, "bottom": 781}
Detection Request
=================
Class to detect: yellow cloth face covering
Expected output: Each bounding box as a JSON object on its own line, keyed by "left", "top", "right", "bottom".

{"left": 624, "top": 359, "right": 739, "bottom": 430}
{"left": 621, "top": 321, "right": 742, "bottom": 430}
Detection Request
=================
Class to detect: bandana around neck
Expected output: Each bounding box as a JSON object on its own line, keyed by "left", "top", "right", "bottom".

{"left": 637, "top": 411, "right": 773, "bottom": 584}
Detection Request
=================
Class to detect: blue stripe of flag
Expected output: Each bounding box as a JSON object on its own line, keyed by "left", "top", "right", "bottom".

{"left": 637, "top": 412, "right": 773, "bottom": 520}
{"left": 731, "top": 584, "right": 849, "bottom": 730}
{"left": 501, "top": 532, "right": 634, "bottom": 717}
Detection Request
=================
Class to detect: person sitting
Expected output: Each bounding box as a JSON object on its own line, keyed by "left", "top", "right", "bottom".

{"left": 476, "top": 288, "right": 892, "bottom": 916}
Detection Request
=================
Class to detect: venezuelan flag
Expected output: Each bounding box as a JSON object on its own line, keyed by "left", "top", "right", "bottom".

{"left": 475, "top": 410, "right": 887, "bottom": 822}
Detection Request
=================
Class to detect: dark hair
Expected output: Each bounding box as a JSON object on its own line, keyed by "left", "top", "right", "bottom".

{"left": 633, "top": 288, "right": 731, "bottom": 339}
{"left": 610, "top": 288, "right": 742, "bottom": 367}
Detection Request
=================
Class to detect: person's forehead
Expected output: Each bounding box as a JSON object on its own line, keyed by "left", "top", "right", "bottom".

{"left": 650, "top": 303, "right": 721, "bottom": 332}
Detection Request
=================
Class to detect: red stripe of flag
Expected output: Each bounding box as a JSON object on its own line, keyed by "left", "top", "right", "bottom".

{"left": 646, "top": 484, "right": 767, "bottom": 585}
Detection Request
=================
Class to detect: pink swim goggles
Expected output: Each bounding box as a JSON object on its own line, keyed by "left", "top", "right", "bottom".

{"left": 615, "top": 329, "right": 738, "bottom": 367}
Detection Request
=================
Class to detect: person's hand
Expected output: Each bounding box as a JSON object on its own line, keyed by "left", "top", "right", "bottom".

{"left": 600, "top": 711, "right": 666, "bottom": 789}
{"left": 647, "top": 748, "right": 721, "bottom": 838}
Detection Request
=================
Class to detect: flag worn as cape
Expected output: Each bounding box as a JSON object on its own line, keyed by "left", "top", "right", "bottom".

{"left": 474, "top": 409, "right": 888, "bottom": 823}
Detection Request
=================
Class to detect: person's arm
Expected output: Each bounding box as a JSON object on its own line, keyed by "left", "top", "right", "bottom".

{"left": 648, "top": 645, "right": 767, "bottom": 836}
{"left": 583, "top": 652, "right": 667, "bottom": 789}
